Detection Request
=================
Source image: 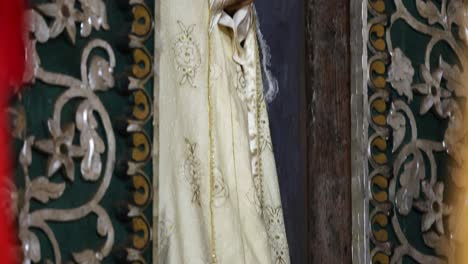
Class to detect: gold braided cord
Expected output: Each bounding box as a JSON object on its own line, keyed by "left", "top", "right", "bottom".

{"left": 207, "top": 3, "right": 217, "bottom": 263}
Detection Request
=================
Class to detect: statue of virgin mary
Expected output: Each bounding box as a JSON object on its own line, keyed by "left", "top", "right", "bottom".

{"left": 156, "top": 0, "right": 290, "bottom": 263}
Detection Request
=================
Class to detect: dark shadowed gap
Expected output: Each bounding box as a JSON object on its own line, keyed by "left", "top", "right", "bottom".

{"left": 255, "top": 1, "right": 307, "bottom": 263}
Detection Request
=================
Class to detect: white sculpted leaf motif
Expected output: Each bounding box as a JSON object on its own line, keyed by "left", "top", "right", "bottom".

{"left": 23, "top": 39, "right": 40, "bottom": 84}
{"left": 23, "top": 230, "right": 42, "bottom": 263}
{"left": 387, "top": 109, "right": 406, "bottom": 152}
{"left": 76, "top": 101, "right": 105, "bottom": 181}
{"left": 439, "top": 57, "right": 465, "bottom": 96}
{"left": 78, "top": 0, "right": 109, "bottom": 37}
{"left": 96, "top": 214, "right": 110, "bottom": 236}
{"left": 30, "top": 177, "right": 66, "bottom": 203}
{"left": 73, "top": 250, "right": 102, "bottom": 264}
{"left": 29, "top": 10, "right": 50, "bottom": 43}
{"left": 395, "top": 160, "right": 422, "bottom": 215}
{"left": 422, "top": 231, "right": 441, "bottom": 249}
{"left": 388, "top": 48, "right": 414, "bottom": 101}
{"left": 416, "top": 0, "right": 442, "bottom": 25}
{"left": 19, "top": 137, "right": 34, "bottom": 174}
{"left": 447, "top": 0, "right": 468, "bottom": 42}
{"left": 87, "top": 56, "right": 115, "bottom": 91}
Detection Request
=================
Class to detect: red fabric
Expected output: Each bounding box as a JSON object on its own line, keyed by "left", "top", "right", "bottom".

{"left": 0, "top": 0, "right": 26, "bottom": 263}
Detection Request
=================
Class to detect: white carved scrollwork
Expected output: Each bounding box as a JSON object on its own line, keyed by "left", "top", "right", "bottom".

{"left": 368, "top": 0, "right": 468, "bottom": 263}
{"left": 16, "top": 1, "right": 117, "bottom": 263}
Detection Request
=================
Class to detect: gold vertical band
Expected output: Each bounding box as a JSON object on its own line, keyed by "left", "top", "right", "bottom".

{"left": 253, "top": 17, "right": 265, "bottom": 213}
{"left": 207, "top": 3, "right": 217, "bottom": 263}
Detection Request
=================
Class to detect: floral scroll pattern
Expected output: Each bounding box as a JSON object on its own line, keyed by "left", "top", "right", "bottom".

{"left": 15, "top": 0, "right": 118, "bottom": 263}
{"left": 367, "top": 0, "right": 468, "bottom": 263}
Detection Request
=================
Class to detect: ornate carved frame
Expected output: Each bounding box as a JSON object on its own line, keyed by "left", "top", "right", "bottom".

{"left": 352, "top": 0, "right": 468, "bottom": 263}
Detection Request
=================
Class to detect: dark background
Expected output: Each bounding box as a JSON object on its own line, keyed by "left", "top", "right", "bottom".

{"left": 256, "top": 0, "right": 351, "bottom": 262}
{"left": 255, "top": 1, "right": 307, "bottom": 262}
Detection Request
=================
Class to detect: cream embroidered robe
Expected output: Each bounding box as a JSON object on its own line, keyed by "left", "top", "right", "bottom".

{"left": 156, "top": 0, "right": 290, "bottom": 263}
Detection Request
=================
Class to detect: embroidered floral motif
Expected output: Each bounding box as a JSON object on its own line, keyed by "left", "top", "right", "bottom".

{"left": 264, "top": 206, "right": 290, "bottom": 264}
{"left": 234, "top": 65, "right": 247, "bottom": 101}
{"left": 213, "top": 168, "right": 229, "bottom": 207}
{"left": 259, "top": 99, "right": 273, "bottom": 152}
{"left": 173, "top": 21, "right": 201, "bottom": 88}
{"left": 182, "top": 138, "right": 201, "bottom": 205}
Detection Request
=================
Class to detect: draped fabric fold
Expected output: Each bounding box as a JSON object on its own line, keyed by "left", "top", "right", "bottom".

{"left": 156, "top": 1, "right": 290, "bottom": 263}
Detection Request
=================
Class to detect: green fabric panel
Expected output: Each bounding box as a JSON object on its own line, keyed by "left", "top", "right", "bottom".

{"left": 13, "top": 0, "right": 154, "bottom": 262}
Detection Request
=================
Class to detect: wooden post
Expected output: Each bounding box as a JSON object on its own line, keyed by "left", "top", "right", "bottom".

{"left": 305, "top": 0, "right": 352, "bottom": 262}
